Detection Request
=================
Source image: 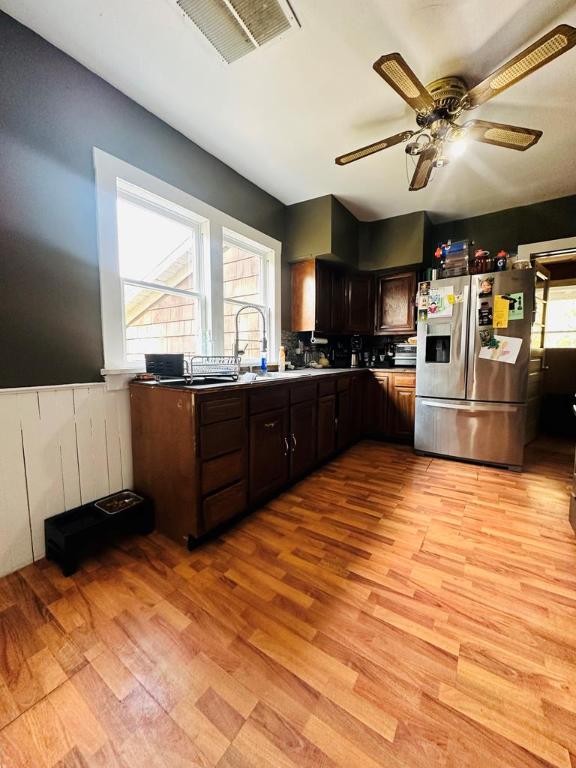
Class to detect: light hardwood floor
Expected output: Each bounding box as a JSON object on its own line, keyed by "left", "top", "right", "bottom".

{"left": 0, "top": 439, "right": 574, "bottom": 768}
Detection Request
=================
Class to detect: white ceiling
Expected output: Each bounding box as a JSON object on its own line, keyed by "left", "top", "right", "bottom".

{"left": 3, "top": 0, "right": 576, "bottom": 222}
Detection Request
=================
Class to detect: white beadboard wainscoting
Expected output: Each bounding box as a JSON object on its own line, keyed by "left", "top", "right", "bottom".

{"left": 0, "top": 383, "right": 132, "bottom": 578}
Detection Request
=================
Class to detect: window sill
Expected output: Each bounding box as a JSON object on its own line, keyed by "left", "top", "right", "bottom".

{"left": 101, "top": 367, "right": 144, "bottom": 391}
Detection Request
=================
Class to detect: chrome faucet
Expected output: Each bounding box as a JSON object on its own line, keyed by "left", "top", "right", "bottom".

{"left": 233, "top": 305, "right": 268, "bottom": 362}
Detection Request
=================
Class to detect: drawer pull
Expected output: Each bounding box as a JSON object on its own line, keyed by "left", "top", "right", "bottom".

{"left": 291, "top": 433, "right": 297, "bottom": 451}
{"left": 284, "top": 436, "right": 290, "bottom": 455}
{"left": 264, "top": 421, "right": 278, "bottom": 429}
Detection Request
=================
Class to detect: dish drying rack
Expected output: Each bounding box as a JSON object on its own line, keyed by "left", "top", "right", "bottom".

{"left": 188, "top": 355, "right": 240, "bottom": 382}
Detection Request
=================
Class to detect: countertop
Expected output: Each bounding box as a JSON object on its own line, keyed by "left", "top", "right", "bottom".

{"left": 130, "top": 367, "right": 416, "bottom": 395}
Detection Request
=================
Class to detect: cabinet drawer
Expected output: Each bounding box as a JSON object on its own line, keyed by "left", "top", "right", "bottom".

{"left": 336, "top": 376, "right": 350, "bottom": 392}
{"left": 393, "top": 373, "right": 416, "bottom": 388}
{"left": 290, "top": 381, "right": 317, "bottom": 404}
{"left": 203, "top": 481, "right": 247, "bottom": 532}
{"left": 249, "top": 386, "right": 288, "bottom": 414}
{"left": 201, "top": 450, "right": 244, "bottom": 495}
{"left": 200, "top": 418, "right": 244, "bottom": 460}
{"left": 199, "top": 394, "right": 243, "bottom": 425}
{"left": 318, "top": 378, "right": 336, "bottom": 397}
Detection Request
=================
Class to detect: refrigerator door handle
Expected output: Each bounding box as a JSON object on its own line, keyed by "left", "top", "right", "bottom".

{"left": 421, "top": 400, "right": 520, "bottom": 414}
{"left": 460, "top": 283, "right": 470, "bottom": 361}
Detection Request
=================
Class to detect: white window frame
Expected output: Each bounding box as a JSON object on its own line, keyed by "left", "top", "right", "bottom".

{"left": 117, "top": 180, "right": 208, "bottom": 365}
{"left": 222, "top": 227, "right": 273, "bottom": 363}
{"left": 93, "top": 148, "right": 281, "bottom": 376}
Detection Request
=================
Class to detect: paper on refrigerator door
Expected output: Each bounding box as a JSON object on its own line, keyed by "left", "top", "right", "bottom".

{"left": 493, "top": 295, "right": 509, "bottom": 328}
{"left": 479, "top": 335, "right": 522, "bottom": 364}
{"left": 427, "top": 285, "right": 453, "bottom": 318}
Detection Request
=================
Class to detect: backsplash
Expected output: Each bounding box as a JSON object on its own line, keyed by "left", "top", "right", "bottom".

{"left": 280, "top": 330, "right": 413, "bottom": 368}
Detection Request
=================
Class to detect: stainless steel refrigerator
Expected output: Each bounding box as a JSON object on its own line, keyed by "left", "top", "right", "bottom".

{"left": 415, "top": 269, "right": 535, "bottom": 470}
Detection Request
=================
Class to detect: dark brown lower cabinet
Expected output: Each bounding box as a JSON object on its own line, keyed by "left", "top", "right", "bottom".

{"left": 336, "top": 388, "right": 352, "bottom": 450}
{"left": 350, "top": 374, "right": 365, "bottom": 439}
{"left": 249, "top": 408, "right": 290, "bottom": 503}
{"left": 391, "top": 385, "right": 416, "bottom": 440}
{"left": 130, "top": 370, "right": 416, "bottom": 548}
{"left": 317, "top": 395, "right": 336, "bottom": 462}
{"left": 290, "top": 399, "right": 317, "bottom": 478}
{"left": 368, "top": 371, "right": 415, "bottom": 441}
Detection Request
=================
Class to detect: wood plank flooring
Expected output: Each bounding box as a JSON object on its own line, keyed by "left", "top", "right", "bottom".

{"left": 0, "top": 439, "right": 574, "bottom": 768}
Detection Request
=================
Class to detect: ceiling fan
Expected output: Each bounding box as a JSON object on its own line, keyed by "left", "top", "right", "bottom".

{"left": 335, "top": 24, "right": 576, "bottom": 191}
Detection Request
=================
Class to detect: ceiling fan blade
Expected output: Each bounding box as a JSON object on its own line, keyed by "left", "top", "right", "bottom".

{"left": 467, "top": 24, "right": 576, "bottom": 107}
{"left": 465, "top": 120, "right": 542, "bottom": 151}
{"left": 409, "top": 144, "right": 438, "bottom": 191}
{"left": 373, "top": 53, "right": 435, "bottom": 114}
{"left": 335, "top": 130, "right": 413, "bottom": 165}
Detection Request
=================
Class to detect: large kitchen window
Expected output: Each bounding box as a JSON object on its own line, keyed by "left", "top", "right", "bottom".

{"left": 544, "top": 284, "right": 576, "bottom": 348}
{"left": 116, "top": 181, "right": 207, "bottom": 363}
{"left": 94, "top": 149, "right": 281, "bottom": 373}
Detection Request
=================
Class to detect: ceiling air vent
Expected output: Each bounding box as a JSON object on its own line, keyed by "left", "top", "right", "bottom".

{"left": 177, "top": 0, "right": 300, "bottom": 63}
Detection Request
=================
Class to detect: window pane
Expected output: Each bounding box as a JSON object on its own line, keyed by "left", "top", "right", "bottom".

{"left": 124, "top": 284, "right": 201, "bottom": 362}
{"left": 223, "top": 241, "right": 262, "bottom": 303}
{"left": 117, "top": 191, "right": 197, "bottom": 291}
{"left": 544, "top": 285, "right": 576, "bottom": 348}
{"left": 223, "top": 302, "right": 265, "bottom": 359}
{"left": 543, "top": 332, "right": 576, "bottom": 349}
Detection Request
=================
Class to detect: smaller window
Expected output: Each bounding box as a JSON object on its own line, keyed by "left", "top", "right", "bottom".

{"left": 222, "top": 230, "right": 273, "bottom": 361}
{"left": 544, "top": 284, "right": 576, "bottom": 349}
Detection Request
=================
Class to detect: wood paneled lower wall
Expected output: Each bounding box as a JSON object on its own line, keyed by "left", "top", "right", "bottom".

{"left": 0, "top": 384, "right": 132, "bottom": 576}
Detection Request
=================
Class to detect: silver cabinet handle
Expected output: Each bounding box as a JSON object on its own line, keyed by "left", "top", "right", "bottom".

{"left": 291, "top": 433, "right": 297, "bottom": 451}
{"left": 264, "top": 421, "right": 277, "bottom": 429}
{"left": 283, "top": 436, "right": 290, "bottom": 455}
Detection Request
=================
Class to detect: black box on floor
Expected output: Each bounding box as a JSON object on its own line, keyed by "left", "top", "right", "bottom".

{"left": 44, "top": 491, "right": 154, "bottom": 576}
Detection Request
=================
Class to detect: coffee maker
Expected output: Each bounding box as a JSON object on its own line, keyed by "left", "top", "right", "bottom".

{"left": 329, "top": 341, "right": 351, "bottom": 368}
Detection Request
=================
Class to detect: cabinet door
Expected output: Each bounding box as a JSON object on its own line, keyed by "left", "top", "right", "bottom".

{"left": 374, "top": 271, "right": 416, "bottom": 335}
{"left": 346, "top": 273, "right": 373, "bottom": 333}
{"left": 291, "top": 260, "right": 316, "bottom": 332}
{"left": 317, "top": 395, "right": 336, "bottom": 462}
{"left": 336, "top": 389, "right": 352, "bottom": 450}
{"left": 350, "top": 374, "right": 365, "bottom": 440}
{"left": 391, "top": 386, "right": 416, "bottom": 440}
{"left": 290, "top": 400, "right": 317, "bottom": 478}
{"left": 315, "top": 261, "right": 333, "bottom": 332}
{"left": 374, "top": 373, "right": 391, "bottom": 435}
{"left": 249, "top": 408, "right": 290, "bottom": 503}
{"left": 330, "top": 268, "right": 347, "bottom": 333}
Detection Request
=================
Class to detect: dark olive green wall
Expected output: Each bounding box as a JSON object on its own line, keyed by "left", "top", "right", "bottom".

{"left": 283, "top": 195, "right": 358, "bottom": 268}
{"left": 284, "top": 196, "right": 332, "bottom": 262}
{"left": 431, "top": 195, "right": 576, "bottom": 261}
{"left": 331, "top": 197, "right": 359, "bottom": 268}
{"left": 358, "top": 211, "right": 427, "bottom": 271}
{"left": 0, "top": 11, "right": 285, "bottom": 388}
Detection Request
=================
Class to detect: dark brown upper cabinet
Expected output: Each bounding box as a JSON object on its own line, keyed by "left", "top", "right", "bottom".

{"left": 346, "top": 272, "right": 373, "bottom": 334}
{"left": 374, "top": 270, "right": 417, "bottom": 335}
{"left": 291, "top": 259, "right": 346, "bottom": 334}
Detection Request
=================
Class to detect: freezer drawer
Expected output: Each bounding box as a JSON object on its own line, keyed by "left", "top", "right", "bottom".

{"left": 415, "top": 397, "right": 526, "bottom": 469}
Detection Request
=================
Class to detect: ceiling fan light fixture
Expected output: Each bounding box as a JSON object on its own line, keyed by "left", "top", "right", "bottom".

{"left": 405, "top": 133, "right": 431, "bottom": 155}
{"left": 335, "top": 23, "right": 576, "bottom": 190}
